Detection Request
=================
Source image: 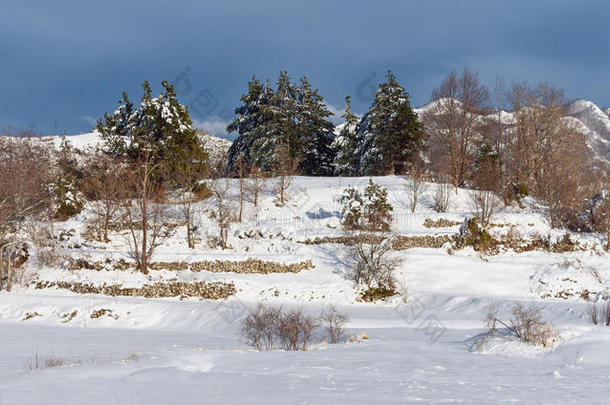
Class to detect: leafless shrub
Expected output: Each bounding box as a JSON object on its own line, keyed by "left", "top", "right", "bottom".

{"left": 433, "top": 182, "right": 451, "bottom": 213}
{"left": 481, "top": 303, "right": 557, "bottom": 348}
{"left": 350, "top": 235, "right": 399, "bottom": 290}
{"left": 24, "top": 353, "right": 71, "bottom": 370}
{"left": 241, "top": 303, "right": 280, "bottom": 351}
{"left": 405, "top": 169, "right": 428, "bottom": 213}
{"left": 276, "top": 308, "right": 318, "bottom": 351}
{"left": 320, "top": 305, "right": 349, "bottom": 343}
{"left": 586, "top": 301, "right": 610, "bottom": 326}
{"left": 241, "top": 304, "right": 318, "bottom": 351}
{"left": 209, "top": 178, "right": 234, "bottom": 249}
{"left": 509, "top": 303, "right": 556, "bottom": 346}
{"left": 469, "top": 190, "right": 503, "bottom": 228}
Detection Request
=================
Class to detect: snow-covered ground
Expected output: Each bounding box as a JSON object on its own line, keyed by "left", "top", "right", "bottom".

{"left": 2, "top": 175, "right": 610, "bottom": 404}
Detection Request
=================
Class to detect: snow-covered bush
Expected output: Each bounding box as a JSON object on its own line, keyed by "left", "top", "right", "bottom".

{"left": 51, "top": 177, "right": 85, "bottom": 220}
{"left": 338, "top": 179, "right": 393, "bottom": 231}
{"left": 457, "top": 216, "right": 495, "bottom": 252}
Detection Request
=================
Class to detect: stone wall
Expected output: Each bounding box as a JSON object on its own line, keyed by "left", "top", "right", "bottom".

{"left": 34, "top": 280, "right": 236, "bottom": 300}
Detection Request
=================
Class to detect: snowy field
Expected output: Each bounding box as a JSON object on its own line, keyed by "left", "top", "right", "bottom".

{"left": 2, "top": 175, "right": 610, "bottom": 404}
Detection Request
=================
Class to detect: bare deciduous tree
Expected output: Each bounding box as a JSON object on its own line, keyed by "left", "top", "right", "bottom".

{"left": 245, "top": 166, "right": 267, "bottom": 208}
{"left": 425, "top": 68, "right": 490, "bottom": 190}
{"left": 236, "top": 157, "right": 247, "bottom": 222}
{"left": 124, "top": 155, "right": 170, "bottom": 273}
{"left": 169, "top": 150, "right": 207, "bottom": 248}
{"left": 0, "top": 135, "right": 52, "bottom": 291}
{"left": 209, "top": 177, "right": 233, "bottom": 249}
{"left": 83, "top": 153, "right": 128, "bottom": 242}
{"left": 273, "top": 143, "right": 298, "bottom": 206}
{"left": 405, "top": 167, "right": 428, "bottom": 213}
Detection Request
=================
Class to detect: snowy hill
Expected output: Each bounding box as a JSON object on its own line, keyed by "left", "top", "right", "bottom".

{"left": 39, "top": 131, "right": 232, "bottom": 163}
{"left": 566, "top": 99, "right": 610, "bottom": 163}
{"left": 2, "top": 174, "right": 610, "bottom": 403}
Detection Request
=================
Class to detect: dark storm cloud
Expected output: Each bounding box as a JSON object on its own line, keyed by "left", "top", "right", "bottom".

{"left": 1, "top": 0, "right": 608, "bottom": 137}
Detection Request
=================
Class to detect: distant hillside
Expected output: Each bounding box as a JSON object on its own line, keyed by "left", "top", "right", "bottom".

{"left": 409, "top": 98, "right": 610, "bottom": 166}
{"left": 37, "top": 131, "right": 232, "bottom": 166}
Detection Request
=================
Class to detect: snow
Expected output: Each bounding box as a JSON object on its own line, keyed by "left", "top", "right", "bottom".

{"left": 2, "top": 175, "right": 610, "bottom": 403}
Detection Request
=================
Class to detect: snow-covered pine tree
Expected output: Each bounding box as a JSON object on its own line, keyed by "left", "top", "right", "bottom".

{"left": 266, "top": 71, "right": 300, "bottom": 162}
{"left": 296, "top": 77, "right": 336, "bottom": 176}
{"left": 332, "top": 96, "right": 360, "bottom": 176}
{"left": 357, "top": 71, "right": 425, "bottom": 175}
{"left": 228, "top": 72, "right": 337, "bottom": 176}
{"left": 96, "top": 80, "right": 205, "bottom": 174}
{"left": 96, "top": 92, "right": 134, "bottom": 156}
{"left": 227, "top": 76, "right": 267, "bottom": 172}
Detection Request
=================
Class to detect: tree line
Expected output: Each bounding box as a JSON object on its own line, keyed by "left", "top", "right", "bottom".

{"left": 2, "top": 68, "right": 610, "bottom": 287}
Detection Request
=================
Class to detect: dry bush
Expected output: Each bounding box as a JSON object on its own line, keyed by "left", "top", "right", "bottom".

{"left": 468, "top": 190, "right": 503, "bottom": 228}
{"left": 241, "top": 304, "right": 319, "bottom": 351}
{"left": 509, "top": 304, "right": 556, "bottom": 346}
{"left": 241, "top": 303, "right": 280, "bottom": 351}
{"left": 276, "top": 308, "right": 318, "bottom": 351}
{"left": 24, "top": 353, "right": 70, "bottom": 371}
{"left": 320, "top": 305, "right": 349, "bottom": 343}
{"left": 433, "top": 182, "right": 451, "bottom": 213}
{"left": 586, "top": 301, "right": 610, "bottom": 326}
{"left": 351, "top": 236, "right": 400, "bottom": 294}
{"left": 405, "top": 168, "right": 428, "bottom": 213}
{"left": 482, "top": 303, "right": 556, "bottom": 347}
{"left": 166, "top": 147, "right": 207, "bottom": 248}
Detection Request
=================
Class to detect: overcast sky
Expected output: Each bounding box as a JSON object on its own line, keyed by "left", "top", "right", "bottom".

{"left": 2, "top": 0, "right": 609, "bottom": 138}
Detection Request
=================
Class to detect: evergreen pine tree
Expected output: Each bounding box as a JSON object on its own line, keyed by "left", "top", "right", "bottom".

{"left": 227, "top": 77, "right": 276, "bottom": 173}
{"left": 227, "top": 72, "right": 336, "bottom": 176}
{"left": 332, "top": 96, "right": 360, "bottom": 176}
{"left": 357, "top": 71, "right": 425, "bottom": 175}
{"left": 267, "top": 70, "right": 299, "bottom": 160}
{"left": 96, "top": 80, "right": 205, "bottom": 179}
{"left": 96, "top": 92, "right": 134, "bottom": 156}
{"left": 296, "top": 77, "right": 336, "bottom": 176}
